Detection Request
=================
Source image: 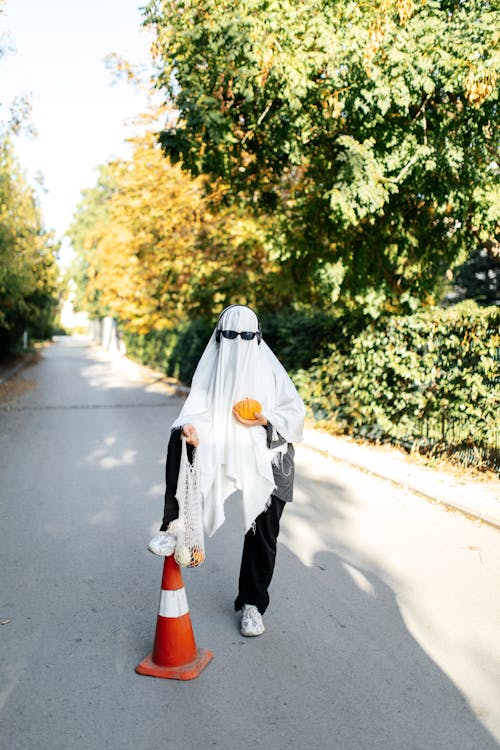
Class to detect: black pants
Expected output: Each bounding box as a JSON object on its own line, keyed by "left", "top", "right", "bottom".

{"left": 160, "top": 428, "right": 192, "bottom": 531}
{"left": 234, "top": 495, "right": 286, "bottom": 616}
{"left": 161, "top": 431, "right": 286, "bottom": 615}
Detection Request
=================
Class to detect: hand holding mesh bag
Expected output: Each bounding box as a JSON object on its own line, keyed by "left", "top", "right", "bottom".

{"left": 174, "top": 436, "right": 205, "bottom": 568}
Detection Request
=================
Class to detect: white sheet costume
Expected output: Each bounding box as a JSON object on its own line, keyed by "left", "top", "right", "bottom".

{"left": 171, "top": 305, "right": 305, "bottom": 536}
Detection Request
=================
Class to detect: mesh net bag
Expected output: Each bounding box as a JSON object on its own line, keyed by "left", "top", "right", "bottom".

{"left": 174, "top": 437, "right": 205, "bottom": 568}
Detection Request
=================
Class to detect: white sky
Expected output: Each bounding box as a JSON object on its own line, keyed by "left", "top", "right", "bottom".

{"left": 1, "top": 0, "right": 156, "bottom": 266}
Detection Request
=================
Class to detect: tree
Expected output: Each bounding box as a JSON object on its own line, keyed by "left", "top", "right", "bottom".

{"left": 0, "top": 137, "right": 60, "bottom": 351}
{"left": 68, "top": 125, "right": 284, "bottom": 330}
{"left": 0, "top": 1, "right": 60, "bottom": 352}
{"left": 66, "top": 163, "right": 118, "bottom": 319}
{"left": 143, "top": 0, "right": 499, "bottom": 315}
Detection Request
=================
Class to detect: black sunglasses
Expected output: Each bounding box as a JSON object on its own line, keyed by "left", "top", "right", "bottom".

{"left": 216, "top": 329, "right": 259, "bottom": 341}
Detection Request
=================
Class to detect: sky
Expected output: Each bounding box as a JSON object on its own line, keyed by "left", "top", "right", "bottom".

{"left": 1, "top": 0, "right": 156, "bottom": 267}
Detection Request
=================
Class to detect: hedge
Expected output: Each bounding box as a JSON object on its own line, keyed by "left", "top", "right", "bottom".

{"left": 120, "top": 301, "right": 499, "bottom": 471}
{"left": 122, "top": 306, "right": 346, "bottom": 383}
{"left": 122, "top": 318, "right": 213, "bottom": 386}
{"left": 294, "top": 301, "right": 499, "bottom": 470}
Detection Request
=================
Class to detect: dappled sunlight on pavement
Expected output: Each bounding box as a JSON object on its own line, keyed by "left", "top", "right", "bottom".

{"left": 1, "top": 337, "right": 499, "bottom": 749}
{"left": 286, "top": 440, "right": 500, "bottom": 742}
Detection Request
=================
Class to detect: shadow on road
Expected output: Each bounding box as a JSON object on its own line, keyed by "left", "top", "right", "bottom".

{"left": 1, "top": 337, "right": 498, "bottom": 750}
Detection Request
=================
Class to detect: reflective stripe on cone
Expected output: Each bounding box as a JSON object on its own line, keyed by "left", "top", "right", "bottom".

{"left": 158, "top": 588, "right": 189, "bottom": 618}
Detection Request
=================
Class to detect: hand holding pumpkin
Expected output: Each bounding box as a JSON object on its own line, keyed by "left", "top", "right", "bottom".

{"left": 233, "top": 398, "right": 268, "bottom": 427}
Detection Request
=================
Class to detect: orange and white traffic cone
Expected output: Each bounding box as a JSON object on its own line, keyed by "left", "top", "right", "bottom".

{"left": 135, "top": 555, "right": 213, "bottom": 680}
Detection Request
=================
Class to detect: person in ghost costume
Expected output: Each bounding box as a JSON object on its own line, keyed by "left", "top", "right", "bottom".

{"left": 149, "top": 305, "right": 305, "bottom": 636}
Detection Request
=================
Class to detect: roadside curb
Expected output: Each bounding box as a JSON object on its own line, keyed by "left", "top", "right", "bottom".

{"left": 0, "top": 361, "right": 27, "bottom": 386}
{"left": 0, "top": 352, "right": 39, "bottom": 386}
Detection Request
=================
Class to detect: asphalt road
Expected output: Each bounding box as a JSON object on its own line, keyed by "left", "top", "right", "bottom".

{"left": 1, "top": 337, "right": 499, "bottom": 750}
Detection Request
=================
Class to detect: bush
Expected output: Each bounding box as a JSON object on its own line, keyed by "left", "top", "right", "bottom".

{"left": 296, "top": 301, "right": 499, "bottom": 469}
{"left": 121, "top": 301, "right": 499, "bottom": 470}
{"left": 259, "top": 307, "right": 356, "bottom": 371}
{"left": 122, "top": 318, "right": 213, "bottom": 385}
{"left": 122, "top": 306, "right": 343, "bottom": 381}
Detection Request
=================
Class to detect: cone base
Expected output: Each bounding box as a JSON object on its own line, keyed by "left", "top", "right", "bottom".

{"left": 135, "top": 648, "right": 214, "bottom": 681}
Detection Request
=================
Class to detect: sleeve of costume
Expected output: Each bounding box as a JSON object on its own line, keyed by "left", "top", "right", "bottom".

{"left": 159, "top": 426, "right": 194, "bottom": 531}
{"left": 261, "top": 347, "right": 305, "bottom": 444}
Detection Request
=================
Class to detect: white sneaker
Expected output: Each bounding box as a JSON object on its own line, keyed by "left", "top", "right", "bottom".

{"left": 240, "top": 604, "right": 265, "bottom": 637}
{"left": 148, "top": 532, "right": 176, "bottom": 556}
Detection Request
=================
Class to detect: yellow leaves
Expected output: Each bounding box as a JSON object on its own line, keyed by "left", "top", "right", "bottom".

{"left": 363, "top": 14, "right": 392, "bottom": 75}
{"left": 464, "top": 69, "right": 498, "bottom": 107}
{"left": 363, "top": 0, "right": 417, "bottom": 75}
{"left": 396, "top": 0, "right": 414, "bottom": 26}
{"left": 324, "top": 91, "right": 345, "bottom": 120}
{"left": 72, "top": 87, "right": 286, "bottom": 328}
{"left": 258, "top": 38, "right": 276, "bottom": 88}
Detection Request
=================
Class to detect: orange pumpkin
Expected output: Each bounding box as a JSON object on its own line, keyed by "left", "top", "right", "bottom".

{"left": 234, "top": 398, "right": 262, "bottom": 421}
{"left": 191, "top": 548, "right": 205, "bottom": 567}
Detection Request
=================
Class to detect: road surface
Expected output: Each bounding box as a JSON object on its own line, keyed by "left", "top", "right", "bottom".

{"left": 1, "top": 336, "right": 499, "bottom": 750}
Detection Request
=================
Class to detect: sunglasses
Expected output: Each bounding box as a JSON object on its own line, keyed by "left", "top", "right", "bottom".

{"left": 216, "top": 329, "right": 259, "bottom": 341}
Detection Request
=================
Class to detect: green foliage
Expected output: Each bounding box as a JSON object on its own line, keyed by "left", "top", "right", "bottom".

{"left": 123, "top": 309, "right": 351, "bottom": 384}
{"left": 144, "top": 0, "right": 499, "bottom": 315}
{"left": 123, "top": 317, "right": 213, "bottom": 385}
{"left": 67, "top": 131, "right": 292, "bottom": 328}
{"left": 123, "top": 306, "right": 345, "bottom": 384}
{"left": 66, "top": 163, "right": 118, "bottom": 318}
{"left": 295, "top": 301, "right": 499, "bottom": 468}
{"left": 0, "top": 137, "right": 60, "bottom": 352}
{"left": 0, "top": 24, "right": 60, "bottom": 352}
{"left": 259, "top": 306, "right": 361, "bottom": 371}
{"left": 120, "top": 300, "right": 499, "bottom": 470}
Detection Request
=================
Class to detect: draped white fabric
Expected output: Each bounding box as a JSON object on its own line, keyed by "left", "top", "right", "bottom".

{"left": 172, "top": 306, "right": 305, "bottom": 536}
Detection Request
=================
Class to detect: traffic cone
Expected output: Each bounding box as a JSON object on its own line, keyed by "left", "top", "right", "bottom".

{"left": 135, "top": 554, "right": 213, "bottom": 680}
